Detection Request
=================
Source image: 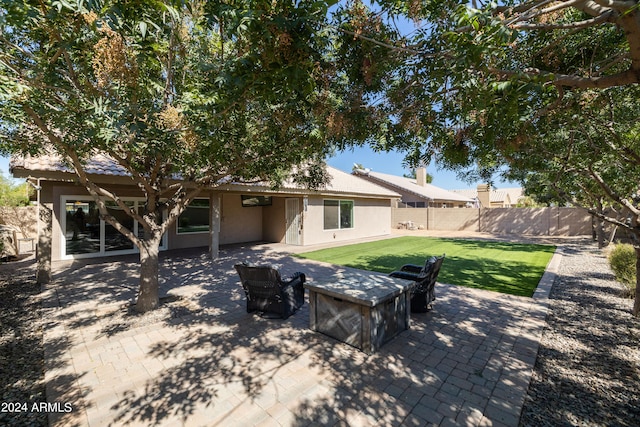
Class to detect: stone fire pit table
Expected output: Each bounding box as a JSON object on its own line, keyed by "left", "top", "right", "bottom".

{"left": 304, "top": 272, "right": 413, "bottom": 354}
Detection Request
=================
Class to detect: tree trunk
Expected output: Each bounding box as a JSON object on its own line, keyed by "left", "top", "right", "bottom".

{"left": 634, "top": 247, "right": 640, "bottom": 317}
{"left": 136, "top": 242, "right": 160, "bottom": 313}
{"left": 595, "top": 218, "right": 607, "bottom": 248}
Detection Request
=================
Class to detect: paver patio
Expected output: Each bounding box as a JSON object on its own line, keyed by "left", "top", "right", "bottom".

{"left": 42, "top": 240, "right": 561, "bottom": 426}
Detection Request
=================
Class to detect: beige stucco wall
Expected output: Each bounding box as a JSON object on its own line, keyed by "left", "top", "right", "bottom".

{"left": 168, "top": 193, "right": 264, "bottom": 248}
{"left": 262, "top": 197, "right": 286, "bottom": 243}
{"left": 37, "top": 181, "right": 395, "bottom": 260}
{"left": 392, "top": 208, "right": 429, "bottom": 229}
{"left": 302, "top": 196, "right": 392, "bottom": 246}
{"left": 219, "top": 194, "right": 263, "bottom": 245}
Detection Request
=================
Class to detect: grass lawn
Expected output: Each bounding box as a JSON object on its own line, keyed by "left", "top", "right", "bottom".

{"left": 297, "top": 236, "right": 556, "bottom": 297}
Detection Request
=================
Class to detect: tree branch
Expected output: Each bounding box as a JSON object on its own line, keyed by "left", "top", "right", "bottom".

{"left": 487, "top": 66, "right": 639, "bottom": 88}
{"left": 592, "top": 0, "right": 638, "bottom": 11}
{"left": 588, "top": 165, "right": 640, "bottom": 217}
{"left": 329, "top": 24, "right": 428, "bottom": 56}
{"left": 510, "top": 10, "right": 615, "bottom": 30}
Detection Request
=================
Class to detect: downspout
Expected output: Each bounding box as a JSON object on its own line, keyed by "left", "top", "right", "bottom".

{"left": 27, "top": 177, "right": 42, "bottom": 247}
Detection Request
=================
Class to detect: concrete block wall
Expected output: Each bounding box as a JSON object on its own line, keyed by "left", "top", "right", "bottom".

{"left": 392, "top": 207, "right": 592, "bottom": 236}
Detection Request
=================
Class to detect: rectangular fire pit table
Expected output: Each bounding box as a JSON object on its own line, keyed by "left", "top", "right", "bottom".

{"left": 304, "top": 272, "right": 413, "bottom": 354}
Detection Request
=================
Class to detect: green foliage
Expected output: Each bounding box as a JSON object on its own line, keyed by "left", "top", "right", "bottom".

{"left": 608, "top": 244, "right": 637, "bottom": 298}
{"left": 0, "top": 172, "right": 30, "bottom": 207}
{"left": 0, "top": 0, "right": 344, "bottom": 229}
{"left": 298, "top": 236, "right": 556, "bottom": 297}
{"left": 0, "top": 0, "right": 346, "bottom": 311}
{"left": 338, "top": 0, "right": 640, "bottom": 315}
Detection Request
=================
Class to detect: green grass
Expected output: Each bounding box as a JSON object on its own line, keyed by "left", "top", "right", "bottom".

{"left": 297, "top": 237, "right": 556, "bottom": 297}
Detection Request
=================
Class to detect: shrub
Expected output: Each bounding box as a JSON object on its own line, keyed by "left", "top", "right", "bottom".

{"left": 607, "top": 243, "right": 637, "bottom": 298}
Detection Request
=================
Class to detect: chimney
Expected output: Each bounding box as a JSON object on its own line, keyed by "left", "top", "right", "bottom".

{"left": 477, "top": 184, "right": 491, "bottom": 208}
{"left": 416, "top": 166, "right": 427, "bottom": 187}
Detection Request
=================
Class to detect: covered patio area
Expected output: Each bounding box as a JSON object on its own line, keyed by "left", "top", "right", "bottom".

{"left": 42, "top": 242, "right": 557, "bottom": 426}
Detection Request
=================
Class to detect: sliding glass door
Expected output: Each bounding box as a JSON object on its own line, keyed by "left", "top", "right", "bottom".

{"left": 62, "top": 197, "right": 167, "bottom": 259}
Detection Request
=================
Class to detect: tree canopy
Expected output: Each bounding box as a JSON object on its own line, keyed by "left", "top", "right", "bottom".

{"left": 331, "top": 1, "right": 640, "bottom": 314}
{"left": 0, "top": 0, "right": 344, "bottom": 311}
{"left": 328, "top": 0, "right": 640, "bottom": 173}
{"left": 0, "top": 171, "right": 30, "bottom": 206}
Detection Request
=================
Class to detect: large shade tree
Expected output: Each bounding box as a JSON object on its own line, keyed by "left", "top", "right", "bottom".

{"left": 0, "top": 0, "right": 344, "bottom": 312}
{"left": 330, "top": 0, "right": 640, "bottom": 314}
{"left": 504, "top": 86, "right": 640, "bottom": 316}
{"left": 329, "top": 0, "right": 640, "bottom": 167}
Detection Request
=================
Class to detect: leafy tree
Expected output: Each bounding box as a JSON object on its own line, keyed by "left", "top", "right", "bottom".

{"left": 330, "top": 1, "right": 640, "bottom": 315}
{"left": 0, "top": 0, "right": 341, "bottom": 312}
{"left": 328, "top": 0, "right": 640, "bottom": 167}
{"left": 502, "top": 86, "right": 640, "bottom": 315}
{"left": 0, "top": 171, "right": 30, "bottom": 206}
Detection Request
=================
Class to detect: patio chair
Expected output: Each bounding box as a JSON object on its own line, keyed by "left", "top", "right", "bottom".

{"left": 234, "top": 263, "right": 306, "bottom": 319}
{"left": 389, "top": 254, "right": 445, "bottom": 313}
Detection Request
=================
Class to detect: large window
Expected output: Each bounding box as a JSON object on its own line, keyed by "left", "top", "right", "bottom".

{"left": 323, "top": 200, "right": 354, "bottom": 230}
{"left": 105, "top": 201, "right": 135, "bottom": 252}
{"left": 177, "top": 199, "right": 210, "bottom": 234}
{"left": 64, "top": 200, "right": 100, "bottom": 256}
{"left": 62, "top": 197, "right": 166, "bottom": 259}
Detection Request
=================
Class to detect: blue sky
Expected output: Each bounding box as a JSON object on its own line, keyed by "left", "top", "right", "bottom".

{"left": 326, "top": 146, "right": 516, "bottom": 190}
{"left": 0, "top": 156, "right": 14, "bottom": 182}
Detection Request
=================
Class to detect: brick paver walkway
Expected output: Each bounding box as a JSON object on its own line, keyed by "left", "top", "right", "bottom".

{"left": 43, "top": 241, "right": 561, "bottom": 426}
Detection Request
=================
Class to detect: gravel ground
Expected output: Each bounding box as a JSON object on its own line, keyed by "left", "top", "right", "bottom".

{"left": 0, "top": 257, "right": 47, "bottom": 427}
{"left": 1, "top": 243, "right": 639, "bottom": 427}
{"left": 520, "top": 244, "right": 640, "bottom": 426}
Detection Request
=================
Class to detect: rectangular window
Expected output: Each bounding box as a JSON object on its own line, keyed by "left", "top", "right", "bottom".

{"left": 323, "top": 200, "right": 354, "bottom": 230}
{"left": 177, "top": 199, "right": 210, "bottom": 234}
{"left": 241, "top": 195, "right": 272, "bottom": 207}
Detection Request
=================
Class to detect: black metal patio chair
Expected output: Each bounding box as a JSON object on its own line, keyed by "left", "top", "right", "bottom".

{"left": 389, "top": 254, "right": 445, "bottom": 313}
{"left": 234, "top": 263, "right": 306, "bottom": 319}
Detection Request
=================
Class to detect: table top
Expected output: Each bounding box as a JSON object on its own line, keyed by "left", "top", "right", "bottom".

{"left": 304, "top": 271, "right": 412, "bottom": 307}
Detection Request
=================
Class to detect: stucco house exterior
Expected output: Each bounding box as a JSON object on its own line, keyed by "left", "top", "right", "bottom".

{"left": 352, "top": 167, "right": 475, "bottom": 208}
{"left": 10, "top": 154, "right": 400, "bottom": 263}
{"left": 452, "top": 185, "right": 525, "bottom": 208}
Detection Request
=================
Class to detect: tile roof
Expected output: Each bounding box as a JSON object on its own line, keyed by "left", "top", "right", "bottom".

{"left": 354, "top": 170, "right": 475, "bottom": 203}
{"left": 10, "top": 152, "right": 130, "bottom": 176}
{"left": 10, "top": 154, "right": 399, "bottom": 199}
{"left": 313, "top": 166, "right": 399, "bottom": 198}
{"left": 451, "top": 187, "right": 524, "bottom": 204}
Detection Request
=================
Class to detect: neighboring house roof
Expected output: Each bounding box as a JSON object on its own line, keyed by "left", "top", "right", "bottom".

{"left": 353, "top": 169, "right": 474, "bottom": 203}
{"left": 452, "top": 188, "right": 524, "bottom": 205}
{"left": 10, "top": 153, "right": 399, "bottom": 199}
{"left": 503, "top": 188, "right": 525, "bottom": 205}
{"left": 315, "top": 166, "right": 400, "bottom": 198}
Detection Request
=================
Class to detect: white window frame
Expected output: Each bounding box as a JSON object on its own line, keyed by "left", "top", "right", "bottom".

{"left": 60, "top": 196, "right": 167, "bottom": 260}
{"left": 323, "top": 199, "right": 354, "bottom": 231}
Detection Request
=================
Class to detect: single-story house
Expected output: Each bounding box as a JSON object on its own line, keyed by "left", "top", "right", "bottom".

{"left": 352, "top": 167, "right": 475, "bottom": 208}
{"left": 451, "top": 185, "right": 524, "bottom": 208}
{"left": 10, "top": 153, "right": 400, "bottom": 263}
